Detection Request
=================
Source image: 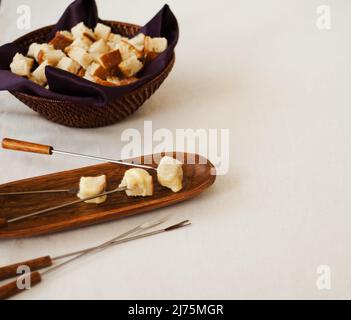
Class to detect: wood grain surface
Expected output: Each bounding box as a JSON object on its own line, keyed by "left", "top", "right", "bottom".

{"left": 0, "top": 256, "right": 52, "bottom": 281}
{"left": 0, "top": 271, "right": 42, "bottom": 300}
{"left": 2, "top": 138, "right": 52, "bottom": 155}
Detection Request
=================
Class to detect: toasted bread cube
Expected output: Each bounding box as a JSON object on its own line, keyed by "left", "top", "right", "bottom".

{"left": 68, "top": 36, "right": 93, "bottom": 51}
{"left": 77, "top": 68, "right": 86, "bottom": 77}
{"left": 86, "top": 62, "right": 109, "bottom": 79}
{"left": 88, "top": 52, "right": 101, "bottom": 63}
{"left": 83, "top": 31, "right": 97, "bottom": 42}
{"left": 27, "top": 43, "right": 40, "bottom": 58}
{"left": 107, "top": 33, "right": 122, "bottom": 49}
{"left": 49, "top": 31, "right": 73, "bottom": 50}
{"left": 118, "top": 54, "right": 143, "bottom": 77}
{"left": 27, "top": 43, "right": 54, "bottom": 62}
{"left": 119, "top": 168, "right": 153, "bottom": 197}
{"left": 60, "top": 30, "right": 73, "bottom": 39}
{"left": 94, "top": 23, "right": 111, "bottom": 41}
{"left": 116, "top": 40, "right": 143, "bottom": 60}
{"left": 157, "top": 156, "right": 183, "bottom": 192}
{"left": 38, "top": 49, "right": 65, "bottom": 65}
{"left": 106, "top": 76, "right": 120, "bottom": 83}
{"left": 105, "top": 76, "right": 138, "bottom": 86}
{"left": 88, "top": 39, "right": 110, "bottom": 54}
{"left": 10, "top": 53, "right": 34, "bottom": 77}
{"left": 77, "top": 175, "right": 107, "bottom": 204}
{"left": 67, "top": 46, "right": 93, "bottom": 69}
{"left": 28, "top": 75, "right": 45, "bottom": 86}
{"left": 71, "top": 22, "right": 96, "bottom": 41}
{"left": 145, "top": 51, "right": 160, "bottom": 63}
{"left": 108, "top": 33, "right": 122, "bottom": 43}
{"left": 56, "top": 57, "right": 80, "bottom": 74}
{"left": 93, "top": 76, "right": 120, "bottom": 87}
{"left": 129, "top": 33, "right": 145, "bottom": 52}
{"left": 31, "top": 61, "right": 50, "bottom": 86}
{"left": 83, "top": 72, "right": 96, "bottom": 82}
{"left": 115, "top": 41, "right": 132, "bottom": 60}
{"left": 144, "top": 36, "right": 167, "bottom": 53}
{"left": 98, "top": 49, "right": 122, "bottom": 69}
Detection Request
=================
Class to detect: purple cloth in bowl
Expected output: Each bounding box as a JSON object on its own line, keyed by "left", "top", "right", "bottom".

{"left": 0, "top": 0, "right": 178, "bottom": 106}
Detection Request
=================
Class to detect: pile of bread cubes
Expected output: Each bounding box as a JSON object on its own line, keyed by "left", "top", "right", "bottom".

{"left": 9, "top": 22, "right": 168, "bottom": 88}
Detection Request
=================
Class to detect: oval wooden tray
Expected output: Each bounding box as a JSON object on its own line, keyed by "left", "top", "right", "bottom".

{"left": 0, "top": 153, "right": 215, "bottom": 239}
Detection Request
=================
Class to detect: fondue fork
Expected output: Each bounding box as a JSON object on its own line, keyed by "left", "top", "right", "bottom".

{"left": 0, "top": 187, "right": 127, "bottom": 228}
{"left": 0, "top": 215, "right": 170, "bottom": 282}
{"left": 0, "top": 219, "right": 191, "bottom": 299}
{"left": 0, "top": 188, "right": 79, "bottom": 196}
{"left": 2, "top": 138, "right": 156, "bottom": 171}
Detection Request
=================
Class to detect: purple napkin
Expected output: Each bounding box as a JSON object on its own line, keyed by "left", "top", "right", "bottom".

{"left": 0, "top": 0, "right": 178, "bottom": 106}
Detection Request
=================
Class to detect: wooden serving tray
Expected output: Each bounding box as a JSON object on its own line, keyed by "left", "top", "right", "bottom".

{"left": 0, "top": 153, "right": 215, "bottom": 239}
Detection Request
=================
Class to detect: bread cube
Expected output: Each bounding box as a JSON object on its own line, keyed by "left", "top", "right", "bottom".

{"left": 56, "top": 57, "right": 80, "bottom": 74}
{"left": 27, "top": 43, "right": 54, "bottom": 62}
{"left": 93, "top": 76, "right": 120, "bottom": 87}
{"left": 88, "top": 39, "right": 110, "bottom": 54}
{"left": 38, "top": 49, "right": 65, "bottom": 65}
{"left": 106, "top": 76, "right": 138, "bottom": 86}
{"left": 77, "top": 67, "right": 86, "bottom": 77}
{"left": 83, "top": 72, "right": 96, "bottom": 82}
{"left": 31, "top": 61, "right": 50, "bottom": 86}
{"left": 119, "top": 168, "right": 153, "bottom": 197}
{"left": 27, "top": 43, "right": 40, "bottom": 58}
{"left": 118, "top": 54, "right": 143, "bottom": 77}
{"left": 107, "top": 33, "right": 122, "bottom": 49}
{"left": 86, "top": 62, "right": 109, "bottom": 79}
{"left": 88, "top": 52, "right": 100, "bottom": 63}
{"left": 144, "top": 36, "right": 167, "bottom": 53}
{"left": 68, "top": 36, "right": 93, "bottom": 51}
{"left": 77, "top": 175, "right": 107, "bottom": 204}
{"left": 98, "top": 49, "right": 122, "bottom": 69}
{"left": 10, "top": 53, "right": 34, "bottom": 77}
{"left": 129, "top": 33, "right": 145, "bottom": 52}
{"left": 108, "top": 33, "right": 122, "bottom": 43}
{"left": 71, "top": 22, "right": 96, "bottom": 41}
{"left": 106, "top": 76, "right": 120, "bottom": 84}
{"left": 116, "top": 40, "right": 143, "bottom": 60}
{"left": 157, "top": 156, "right": 183, "bottom": 192}
{"left": 67, "top": 46, "right": 93, "bottom": 69}
{"left": 94, "top": 23, "right": 111, "bottom": 41}
{"left": 49, "top": 31, "right": 73, "bottom": 50}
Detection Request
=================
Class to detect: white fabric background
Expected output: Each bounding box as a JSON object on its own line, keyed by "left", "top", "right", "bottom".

{"left": 0, "top": 0, "right": 350, "bottom": 299}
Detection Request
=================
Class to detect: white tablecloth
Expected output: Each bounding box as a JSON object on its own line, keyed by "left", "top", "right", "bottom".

{"left": 0, "top": 0, "right": 350, "bottom": 299}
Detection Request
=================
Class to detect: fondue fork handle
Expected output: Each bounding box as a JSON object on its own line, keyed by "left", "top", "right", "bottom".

{"left": 0, "top": 216, "right": 169, "bottom": 281}
{"left": 0, "top": 256, "right": 53, "bottom": 282}
{"left": 0, "top": 220, "right": 190, "bottom": 299}
{"left": 0, "top": 271, "right": 42, "bottom": 300}
{"left": 2, "top": 138, "right": 52, "bottom": 155}
{"left": 2, "top": 138, "right": 156, "bottom": 170}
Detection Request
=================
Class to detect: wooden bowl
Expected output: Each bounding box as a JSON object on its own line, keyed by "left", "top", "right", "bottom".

{"left": 9, "top": 21, "right": 175, "bottom": 128}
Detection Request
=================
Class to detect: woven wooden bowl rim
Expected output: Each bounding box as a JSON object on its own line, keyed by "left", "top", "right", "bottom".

{"left": 10, "top": 20, "right": 175, "bottom": 105}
